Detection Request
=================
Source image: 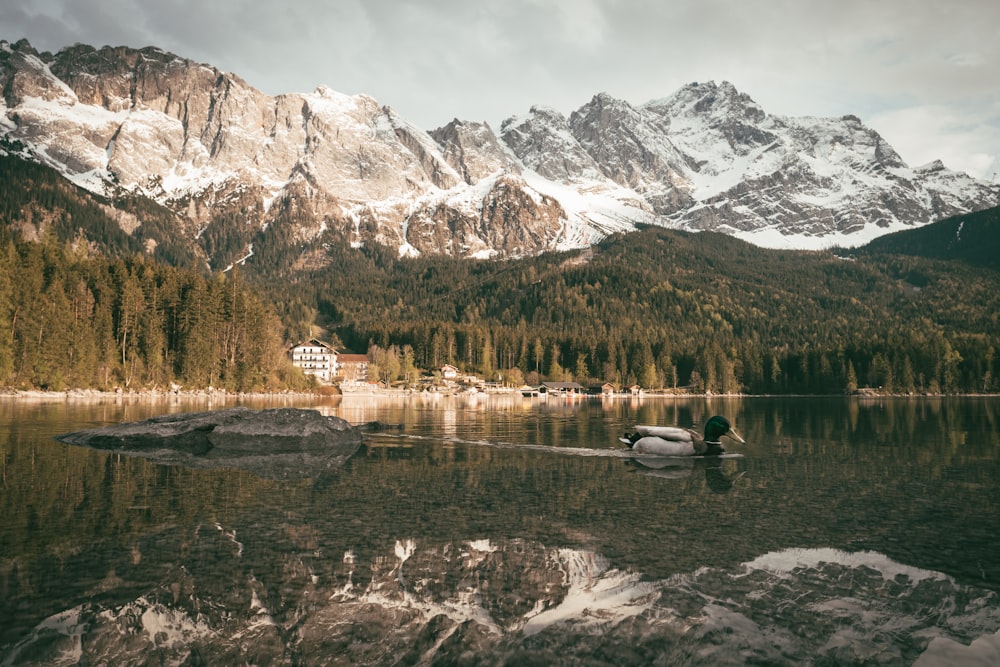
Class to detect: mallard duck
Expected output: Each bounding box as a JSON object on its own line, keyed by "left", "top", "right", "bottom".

{"left": 620, "top": 415, "right": 745, "bottom": 456}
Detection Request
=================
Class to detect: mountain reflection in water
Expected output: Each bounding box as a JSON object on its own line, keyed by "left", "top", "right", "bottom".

{"left": 1, "top": 395, "right": 999, "bottom": 665}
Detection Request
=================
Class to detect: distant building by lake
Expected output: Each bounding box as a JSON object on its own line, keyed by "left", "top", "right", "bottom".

{"left": 289, "top": 339, "right": 335, "bottom": 383}
{"left": 289, "top": 341, "right": 369, "bottom": 386}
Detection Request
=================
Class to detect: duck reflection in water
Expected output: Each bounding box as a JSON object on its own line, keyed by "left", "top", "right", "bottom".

{"left": 625, "top": 456, "right": 746, "bottom": 493}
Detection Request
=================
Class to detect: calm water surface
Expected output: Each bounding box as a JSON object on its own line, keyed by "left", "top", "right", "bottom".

{"left": 1, "top": 394, "right": 999, "bottom": 665}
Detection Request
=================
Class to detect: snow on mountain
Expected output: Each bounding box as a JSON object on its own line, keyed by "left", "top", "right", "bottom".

{"left": 2, "top": 39, "right": 998, "bottom": 266}
{"left": 501, "top": 105, "right": 606, "bottom": 183}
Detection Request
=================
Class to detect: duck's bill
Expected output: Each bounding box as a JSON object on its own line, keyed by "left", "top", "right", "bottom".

{"left": 726, "top": 428, "right": 746, "bottom": 444}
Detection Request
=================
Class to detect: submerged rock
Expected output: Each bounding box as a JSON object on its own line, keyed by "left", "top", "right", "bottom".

{"left": 55, "top": 407, "right": 363, "bottom": 478}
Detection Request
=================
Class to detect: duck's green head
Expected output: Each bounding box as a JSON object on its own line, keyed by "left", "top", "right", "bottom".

{"left": 704, "top": 416, "right": 745, "bottom": 445}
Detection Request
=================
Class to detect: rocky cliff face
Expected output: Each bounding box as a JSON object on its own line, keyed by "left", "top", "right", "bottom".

{"left": 1, "top": 39, "right": 558, "bottom": 264}
{"left": 638, "top": 81, "right": 996, "bottom": 242}
{"left": 2, "top": 39, "right": 997, "bottom": 268}
{"left": 507, "top": 81, "right": 999, "bottom": 247}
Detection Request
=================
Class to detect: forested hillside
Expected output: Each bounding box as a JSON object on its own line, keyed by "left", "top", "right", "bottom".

{"left": 2, "top": 148, "right": 998, "bottom": 394}
{"left": 0, "top": 152, "right": 199, "bottom": 267}
{"left": 856, "top": 205, "right": 1000, "bottom": 271}
{"left": 0, "top": 231, "right": 306, "bottom": 391}
{"left": 268, "top": 222, "right": 1000, "bottom": 395}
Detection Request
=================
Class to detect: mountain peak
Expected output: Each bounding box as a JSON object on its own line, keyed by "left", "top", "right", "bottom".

{"left": 2, "top": 37, "right": 998, "bottom": 262}
{"left": 915, "top": 159, "right": 947, "bottom": 173}
{"left": 527, "top": 105, "right": 567, "bottom": 122}
{"left": 2, "top": 38, "right": 37, "bottom": 56}
{"left": 500, "top": 104, "right": 605, "bottom": 183}
{"left": 429, "top": 118, "right": 515, "bottom": 184}
{"left": 645, "top": 80, "right": 765, "bottom": 125}
{"left": 571, "top": 92, "right": 645, "bottom": 132}
{"left": 584, "top": 92, "right": 634, "bottom": 112}
{"left": 499, "top": 106, "right": 566, "bottom": 137}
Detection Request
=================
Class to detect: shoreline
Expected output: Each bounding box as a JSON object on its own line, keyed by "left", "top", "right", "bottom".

{"left": 0, "top": 388, "right": 324, "bottom": 402}
{"left": 3, "top": 388, "right": 998, "bottom": 402}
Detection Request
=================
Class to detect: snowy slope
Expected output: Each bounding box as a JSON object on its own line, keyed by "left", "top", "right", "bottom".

{"left": 2, "top": 39, "right": 998, "bottom": 263}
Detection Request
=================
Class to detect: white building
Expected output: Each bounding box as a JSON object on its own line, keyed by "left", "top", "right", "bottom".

{"left": 290, "top": 339, "right": 336, "bottom": 383}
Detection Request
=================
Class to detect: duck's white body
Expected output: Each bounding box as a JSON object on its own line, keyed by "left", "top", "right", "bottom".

{"left": 621, "top": 418, "right": 744, "bottom": 456}
{"left": 628, "top": 425, "right": 697, "bottom": 456}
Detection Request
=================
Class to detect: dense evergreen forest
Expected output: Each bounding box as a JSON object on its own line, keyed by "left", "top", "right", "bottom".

{"left": 0, "top": 230, "right": 307, "bottom": 391}
{"left": 2, "top": 150, "right": 998, "bottom": 394}
{"left": 265, "top": 220, "right": 1000, "bottom": 395}
{"left": 857, "top": 205, "right": 1000, "bottom": 271}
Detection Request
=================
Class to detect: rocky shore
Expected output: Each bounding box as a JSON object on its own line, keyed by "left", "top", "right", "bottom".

{"left": 0, "top": 387, "right": 323, "bottom": 401}
{"left": 54, "top": 407, "right": 364, "bottom": 478}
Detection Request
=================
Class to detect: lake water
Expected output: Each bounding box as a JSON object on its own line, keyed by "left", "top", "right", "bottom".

{"left": 2, "top": 394, "right": 999, "bottom": 666}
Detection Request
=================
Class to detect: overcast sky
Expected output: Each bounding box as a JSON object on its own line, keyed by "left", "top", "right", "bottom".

{"left": 3, "top": 0, "right": 998, "bottom": 180}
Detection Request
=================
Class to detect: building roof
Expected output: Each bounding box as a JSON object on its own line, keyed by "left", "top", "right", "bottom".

{"left": 338, "top": 354, "right": 369, "bottom": 363}
{"left": 542, "top": 381, "right": 586, "bottom": 390}
{"left": 293, "top": 338, "right": 334, "bottom": 351}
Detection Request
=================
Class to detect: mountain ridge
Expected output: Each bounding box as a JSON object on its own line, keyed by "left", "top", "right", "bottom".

{"left": 1, "top": 37, "right": 998, "bottom": 271}
{"left": 3, "top": 144, "right": 999, "bottom": 396}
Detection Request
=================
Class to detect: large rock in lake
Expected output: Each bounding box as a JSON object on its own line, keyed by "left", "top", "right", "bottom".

{"left": 55, "top": 407, "right": 363, "bottom": 478}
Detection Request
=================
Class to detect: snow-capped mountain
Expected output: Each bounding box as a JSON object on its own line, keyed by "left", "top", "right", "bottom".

{"left": 2, "top": 38, "right": 997, "bottom": 267}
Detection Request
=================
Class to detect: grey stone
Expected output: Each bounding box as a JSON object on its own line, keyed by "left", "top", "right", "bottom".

{"left": 55, "top": 407, "right": 363, "bottom": 478}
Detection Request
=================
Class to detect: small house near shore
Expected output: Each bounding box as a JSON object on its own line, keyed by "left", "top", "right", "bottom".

{"left": 541, "top": 381, "right": 586, "bottom": 395}
{"left": 337, "top": 354, "right": 370, "bottom": 384}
